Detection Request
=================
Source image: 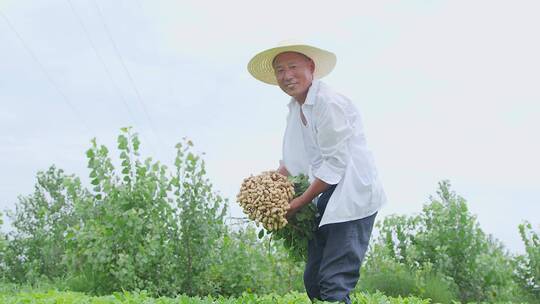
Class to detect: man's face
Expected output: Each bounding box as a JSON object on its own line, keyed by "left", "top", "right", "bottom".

{"left": 273, "top": 52, "right": 315, "bottom": 102}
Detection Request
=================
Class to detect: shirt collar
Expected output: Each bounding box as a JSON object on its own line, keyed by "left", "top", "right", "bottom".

{"left": 286, "top": 79, "right": 321, "bottom": 108}
{"left": 304, "top": 79, "right": 320, "bottom": 106}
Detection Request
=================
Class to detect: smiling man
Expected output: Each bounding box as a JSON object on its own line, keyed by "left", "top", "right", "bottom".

{"left": 247, "top": 42, "right": 387, "bottom": 303}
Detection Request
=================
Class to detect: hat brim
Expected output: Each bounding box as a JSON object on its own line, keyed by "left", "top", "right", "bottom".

{"left": 247, "top": 44, "right": 336, "bottom": 85}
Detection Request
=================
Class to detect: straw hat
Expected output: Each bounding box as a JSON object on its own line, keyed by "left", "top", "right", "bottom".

{"left": 247, "top": 41, "right": 337, "bottom": 85}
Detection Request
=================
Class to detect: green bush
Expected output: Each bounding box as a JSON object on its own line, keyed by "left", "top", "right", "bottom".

{"left": 0, "top": 129, "right": 231, "bottom": 296}
{"left": 63, "top": 129, "right": 227, "bottom": 296}
{"left": 419, "top": 272, "right": 459, "bottom": 304}
{"left": 0, "top": 211, "right": 6, "bottom": 280}
{"left": 202, "top": 225, "right": 304, "bottom": 296}
{"left": 359, "top": 258, "right": 417, "bottom": 297}
{"left": 2, "top": 167, "right": 87, "bottom": 283}
{"left": 359, "top": 244, "right": 458, "bottom": 303}
{"left": 514, "top": 221, "right": 540, "bottom": 301}
{"left": 369, "top": 181, "right": 524, "bottom": 303}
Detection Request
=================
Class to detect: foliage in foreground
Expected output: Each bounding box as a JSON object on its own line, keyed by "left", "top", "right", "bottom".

{"left": 0, "top": 289, "right": 431, "bottom": 304}
{"left": 269, "top": 174, "right": 317, "bottom": 262}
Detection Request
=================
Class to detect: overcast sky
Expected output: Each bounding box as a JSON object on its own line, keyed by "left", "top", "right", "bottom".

{"left": 1, "top": 0, "right": 539, "bottom": 254}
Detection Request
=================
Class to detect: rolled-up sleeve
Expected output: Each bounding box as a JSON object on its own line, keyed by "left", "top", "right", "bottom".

{"left": 313, "top": 101, "right": 353, "bottom": 185}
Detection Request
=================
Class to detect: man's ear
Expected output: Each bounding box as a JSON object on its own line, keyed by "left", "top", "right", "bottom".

{"left": 309, "top": 59, "right": 315, "bottom": 73}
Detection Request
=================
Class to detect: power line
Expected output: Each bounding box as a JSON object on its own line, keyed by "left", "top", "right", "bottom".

{"left": 66, "top": 0, "right": 137, "bottom": 124}
{"left": 0, "top": 9, "right": 92, "bottom": 135}
{"left": 90, "top": 0, "right": 166, "bottom": 152}
{"left": 65, "top": 0, "right": 155, "bottom": 153}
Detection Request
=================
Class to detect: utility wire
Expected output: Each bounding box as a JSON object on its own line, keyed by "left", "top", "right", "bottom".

{"left": 66, "top": 0, "right": 137, "bottom": 125}
{"left": 0, "top": 9, "right": 92, "bottom": 135}
{"left": 90, "top": 0, "right": 166, "bottom": 153}
{"left": 65, "top": 0, "right": 155, "bottom": 154}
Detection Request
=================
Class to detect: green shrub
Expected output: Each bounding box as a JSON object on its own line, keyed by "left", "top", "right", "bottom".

{"left": 2, "top": 167, "right": 87, "bottom": 283}
{"left": 202, "top": 225, "right": 304, "bottom": 296}
{"left": 417, "top": 271, "right": 459, "bottom": 304}
{"left": 1, "top": 128, "right": 231, "bottom": 296}
{"left": 0, "top": 212, "right": 6, "bottom": 280}
{"left": 359, "top": 244, "right": 458, "bottom": 303}
{"left": 64, "top": 128, "right": 227, "bottom": 296}
{"left": 359, "top": 258, "right": 417, "bottom": 297}
{"left": 369, "top": 181, "right": 522, "bottom": 303}
{"left": 514, "top": 221, "right": 540, "bottom": 302}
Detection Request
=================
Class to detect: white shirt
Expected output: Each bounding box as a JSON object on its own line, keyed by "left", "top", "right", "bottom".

{"left": 282, "top": 80, "right": 387, "bottom": 227}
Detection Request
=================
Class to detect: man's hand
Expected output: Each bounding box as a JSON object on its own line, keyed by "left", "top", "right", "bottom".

{"left": 277, "top": 164, "right": 289, "bottom": 177}
{"left": 286, "top": 197, "right": 302, "bottom": 219}
{"left": 286, "top": 178, "right": 331, "bottom": 219}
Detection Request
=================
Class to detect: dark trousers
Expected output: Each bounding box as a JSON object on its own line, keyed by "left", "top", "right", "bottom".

{"left": 303, "top": 185, "right": 377, "bottom": 304}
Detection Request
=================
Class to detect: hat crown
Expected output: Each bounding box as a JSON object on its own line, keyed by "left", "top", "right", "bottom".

{"left": 276, "top": 39, "right": 304, "bottom": 47}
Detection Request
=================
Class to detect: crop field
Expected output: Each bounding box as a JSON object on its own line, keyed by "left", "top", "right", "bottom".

{"left": 0, "top": 290, "right": 430, "bottom": 304}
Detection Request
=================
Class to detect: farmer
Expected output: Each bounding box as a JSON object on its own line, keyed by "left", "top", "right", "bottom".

{"left": 247, "top": 42, "right": 387, "bottom": 303}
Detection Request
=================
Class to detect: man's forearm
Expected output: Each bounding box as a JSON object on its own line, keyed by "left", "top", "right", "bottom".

{"left": 291, "top": 178, "right": 331, "bottom": 209}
